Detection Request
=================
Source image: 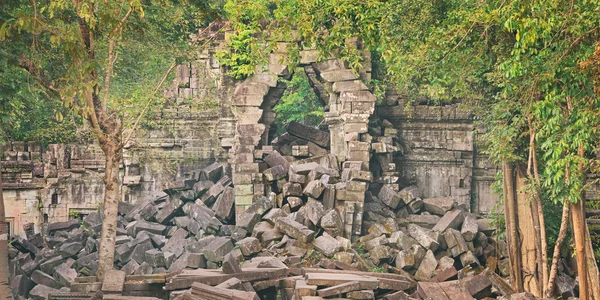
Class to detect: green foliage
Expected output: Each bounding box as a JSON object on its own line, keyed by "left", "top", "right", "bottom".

{"left": 216, "top": 29, "right": 263, "bottom": 79}
{"left": 0, "top": 0, "right": 219, "bottom": 144}
{"left": 272, "top": 68, "right": 324, "bottom": 135}
{"left": 369, "top": 265, "right": 387, "bottom": 273}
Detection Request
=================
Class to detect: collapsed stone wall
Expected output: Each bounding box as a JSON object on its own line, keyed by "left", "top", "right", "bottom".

{"left": 1, "top": 25, "right": 501, "bottom": 239}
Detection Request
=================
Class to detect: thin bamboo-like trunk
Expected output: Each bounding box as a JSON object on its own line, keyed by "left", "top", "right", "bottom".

{"left": 531, "top": 131, "right": 549, "bottom": 290}
{"left": 545, "top": 201, "right": 569, "bottom": 298}
{"left": 502, "top": 162, "right": 523, "bottom": 292}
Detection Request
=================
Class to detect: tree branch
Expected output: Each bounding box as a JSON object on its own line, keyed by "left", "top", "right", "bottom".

{"left": 123, "top": 63, "right": 177, "bottom": 146}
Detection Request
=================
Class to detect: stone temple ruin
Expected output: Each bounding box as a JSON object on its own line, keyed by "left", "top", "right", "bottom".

{"left": 4, "top": 23, "right": 597, "bottom": 300}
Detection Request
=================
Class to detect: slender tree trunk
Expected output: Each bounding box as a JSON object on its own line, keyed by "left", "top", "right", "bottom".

{"left": 96, "top": 131, "right": 122, "bottom": 280}
{"left": 530, "top": 133, "right": 549, "bottom": 290}
{"left": 584, "top": 222, "right": 600, "bottom": 300}
{"left": 0, "top": 168, "right": 12, "bottom": 299}
{"left": 545, "top": 201, "right": 569, "bottom": 298}
{"left": 502, "top": 162, "right": 523, "bottom": 292}
{"left": 572, "top": 198, "right": 588, "bottom": 300}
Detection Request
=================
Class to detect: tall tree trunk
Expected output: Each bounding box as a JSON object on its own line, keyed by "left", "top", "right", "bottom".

{"left": 96, "top": 139, "right": 122, "bottom": 280}
{"left": 515, "top": 166, "right": 541, "bottom": 297}
{"left": 545, "top": 201, "right": 569, "bottom": 297}
{"left": 571, "top": 198, "right": 588, "bottom": 300}
{"left": 584, "top": 222, "right": 600, "bottom": 300}
{"left": 530, "top": 129, "right": 549, "bottom": 290}
{"left": 0, "top": 168, "right": 12, "bottom": 299}
{"left": 502, "top": 162, "right": 523, "bottom": 292}
{"left": 572, "top": 143, "right": 589, "bottom": 300}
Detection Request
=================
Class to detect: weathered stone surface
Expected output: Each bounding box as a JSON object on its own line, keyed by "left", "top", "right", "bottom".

{"left": 432, "top": 209, "right": 465, "bottom": 232}
{"left": 29, "top": 284, "right": 60, "bottom": 300}
{"left": 406, "top": 214, "right": 440, "bottom": 229}
{"left": 347, "top": 289, "right": 375, "bottom": 299}
{"left": 378, "top": 185, "right": 403, "bottom": 209}
{"left": 303, "top": 180, "right": 325, "bottom": 198}
{"left": 47, "top": 219, "right": 80, "bottom": 234}
{"left": 312, "top": 234, "right": 341, "bottom": 257}
{"left": 275, "top": 217, "right": 315, "bottom": 243}
{"left": 130, "top": 240, "right": 155, "bottom": 264}
{"left": 54, "top": 263, "right": 77, "bottom": 287}
{"left": 236, "top": 237, "right": 262, "bottom": 256}
{"left": 320, "top": 209, "right": 343, "bottom": 237}
{"left": 102, "top": 269, "right": 126, "bottom": 294}
{"left": 202, "top": 237, "right": 233, "bottom": 262}
{"left": 460, "top": 274, "right": 492, "bottom": 298}
{"left": 31, "top": 270, "right": 61, "bottom": 289}
{"left": 390, "top": 230, "right": 418, "bottom": 250}
{"left": 414, "top": 250, "right": 438, "bottom": 281}
{"left": 145, "top": 249, "right": 166, "bottom": 267}
{"left": 461, "top": 215, "right": 478, "bottom": 242}
{"left": 407, "top": 224, "right": 439, "bottom": 251}
{"left": 459, "top": 251, "right": 480, "bottom": 268}
{"left": 287, "top": 121, "right": 330, "bottom": 148}
{"left": 121, "top": 259, "right": 140, "bottom": 275}
{"left": 212, "top": 187, "right": 235, "bottom": 221}
{"left": 444, "top": 229, "right": 469, "bottom": 258}
{"left": 319, "top": 69, "right": 359, "bottom": 83}
{"left": 301, "top": 199, "right": 326, "bottom": 226}
{"left": 200, "top": 162, "right": 223, "bottom": 182}
{"left": 221, "top": 252, "right": 242, "bottom": 274}
{"left": 40, "top": 256, "right": 65, "bottom": 274}
{"left": 187, "top": 253, "right": 207, "bottom": 269}
{"left": 423, "top": 197, "right": 456, "bottom": 215}
{"left": 11, "top": 275, "right": 35, "bottom": 298}
{"left": 264, "top": 151, "right": 290, "bottom": 172}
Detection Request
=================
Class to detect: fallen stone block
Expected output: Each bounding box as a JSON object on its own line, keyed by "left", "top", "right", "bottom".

{"left": 461, "top": 215, "right": 478, "bottom": 242}
{"left": 432, "top": 209, "right": 465, "bottom": 232}
{"left": 54, "top": 263, "right": 77, "bottom": 287}
{"left": 221, "top": 252, "right": 242, "bottom": 274}
{"left": 101, "top": 269, "right": 126, "bottom": 294}
{"left": 40, "top": 256, "right": 65, "bottom": 274}
{"left": 287, "top": 121, "right": 330, "bottom": 148}
{"left": 199, "top": 162, "right": 223, "bottom": 182}
{"left": 312, "top": 234, "right": 342, "bottom": 257}
{"left": 121, "top": 259, "right": 140, "bottom": 275}
{"left": 47, "top": 219, "right": 80, "bottom": 235}
{"left": 236, "top": 237, "right": 262, "bottom": 256}
{"left": 317, "top": 280, "right": 362, "bottom": 297}
{"left": 460, "top": 274, "right": 492, "bottom": 299}
{"left": 11, "top": 275, "right": 35, "bottom": 299}
{"left": 31, "top": 270, "right": 61, "bottom": 289}
{"left": 423, "top": 197, "right": 456, "bottom": 216}
{"left": 145, "top": 249, "right": 166, "bottom": 268}
{"left": 347, "top": 290, "right": 375, "bottom": 299}
{"left": 407, "top": 224, "right": 439, "bottom": 251}
{"left": 275, "top": 217, "right": 316, "bottom": 243}
{"left": 202, "top": 237, "right": 234, "bottom": 262}
{"left": 303, "top": 180, "right": 325, "bottom": 198}
{"left": 29, "top": 284, "right": 60, "bottom": 300}
{"left": 320, "top": 209, "right": 343, "bottom": 237}
{"left": 406, "top": 214, "right": 440, "bottom": 229}
{"left": 378, "top": 185, "right": 403, "bottom": 209}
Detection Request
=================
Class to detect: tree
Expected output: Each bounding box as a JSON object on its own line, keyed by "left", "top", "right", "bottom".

{"left": 220, "top": 0, "right": 600, "bottom": 297}
{"left": 0, "top": 0, "right": 216, "bottom": 280}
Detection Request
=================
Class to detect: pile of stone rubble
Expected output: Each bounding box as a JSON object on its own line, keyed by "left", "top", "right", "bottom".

{"left": 7, "top": 122, "right": 526, "bottom": 300}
